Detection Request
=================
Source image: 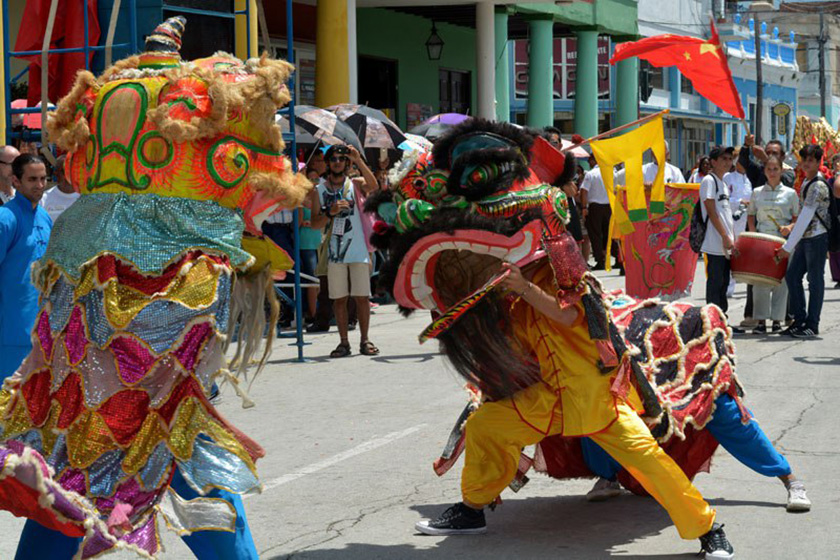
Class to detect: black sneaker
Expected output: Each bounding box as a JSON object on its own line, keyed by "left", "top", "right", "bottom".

{"left": 771, "top": 321, "right": 782, "bottom": 333}
{"left": 780, "top": 324, "right": 799, "bottom": 337}
{"left": 790, "top": 326, "right": 817, "bottom": 339}
{"left": 699, "top": 523, "right": 734, "bottom": 559}
{"left": 752, "top": 322, "right": 767, "bottom": 334}
{"left": 415, "top": 503, "right": 486, "bottom": 536}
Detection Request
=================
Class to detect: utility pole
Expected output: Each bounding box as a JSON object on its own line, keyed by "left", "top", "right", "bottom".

{"left": 754, "top": 11, "right": 763, "bottom": 143}
{"left": 819, "top": 10, "right": 827, "bottom": 119}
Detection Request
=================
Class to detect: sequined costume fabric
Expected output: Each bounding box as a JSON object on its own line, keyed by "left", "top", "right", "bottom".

{"left": 0, "top": 21, "right": 308, "bottom": 559}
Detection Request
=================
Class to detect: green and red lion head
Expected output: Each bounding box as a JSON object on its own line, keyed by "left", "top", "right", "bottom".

{"left": 366, "top": 119, "right": 584, "bottom": 399}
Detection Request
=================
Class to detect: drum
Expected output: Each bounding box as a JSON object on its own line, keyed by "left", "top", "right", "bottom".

{"left": 731, "top": 232, "right": 788, "bottom": 287}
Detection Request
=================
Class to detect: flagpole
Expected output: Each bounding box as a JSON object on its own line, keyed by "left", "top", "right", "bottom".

{"left": 709, "top": 14, "right": 751, "bottom": 137}
{"left": 563, "top": 108, "right": 670, "bottom": 153}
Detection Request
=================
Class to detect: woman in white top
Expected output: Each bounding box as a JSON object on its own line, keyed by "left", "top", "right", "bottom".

{"left": 747, "top": 156, "right": 799, "bottom": 333}
{"left": 688, "top": 155, "right": 711, "bottom": 183}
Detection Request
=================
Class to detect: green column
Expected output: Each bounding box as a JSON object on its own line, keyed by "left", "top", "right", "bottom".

{"left": 615, "top": 48, "right": 639, "bottom": 127}
{"left": 574, "top": 29, "right": 599, "bottom": 137}
{"left": 527, "top": 18, "right": 554, "bottom": 128}
{"left": 495, "top": 9, "right": 510, "bottom": 122}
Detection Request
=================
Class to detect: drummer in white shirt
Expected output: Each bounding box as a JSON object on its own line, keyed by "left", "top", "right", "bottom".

{"left": 723, "top": 149, "right": 752, "bottom": 297}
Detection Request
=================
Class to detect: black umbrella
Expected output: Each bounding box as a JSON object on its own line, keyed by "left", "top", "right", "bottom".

{"left": 328, "top": 103, "right": 406, "bottom": 149}
{"left": 289, "top": 105, "right": 364, "bottom": 153}
{"left": 409, "top": 121, "right": 458, "bottom": 141}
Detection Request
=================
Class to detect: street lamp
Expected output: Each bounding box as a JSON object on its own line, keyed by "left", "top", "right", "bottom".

{"left": 426, "top": 22, "right": 445, "bottom": 61}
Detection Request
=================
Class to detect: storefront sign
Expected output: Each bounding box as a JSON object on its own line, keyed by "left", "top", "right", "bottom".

{"left": 514, "top": 36, "right": 611, "bottom": 100}
{"left": 773, "top": 103, "right": 791, "bottom": 136}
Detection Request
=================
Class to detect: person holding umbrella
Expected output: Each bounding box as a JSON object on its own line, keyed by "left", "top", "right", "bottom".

{"left": 311, "top": 144, "right": 381, "bottom": 358}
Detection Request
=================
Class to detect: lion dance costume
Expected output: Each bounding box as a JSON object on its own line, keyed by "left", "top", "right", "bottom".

{"left": 0, "top": 17, "right": 309, "bottom": 559}
{"left": 367, "top": 120, "right": 739, "bottom": 556}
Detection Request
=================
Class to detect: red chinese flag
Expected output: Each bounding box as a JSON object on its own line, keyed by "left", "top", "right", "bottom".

{"left": 610, "top": 22, "right": 744, "bottom": 119}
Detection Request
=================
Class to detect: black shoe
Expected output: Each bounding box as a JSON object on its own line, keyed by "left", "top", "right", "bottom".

{"left": 305, "top": 323, "right": 330, "bottom": 333}
{"left": 348, "top": 321, "right": 357, "bottom": 331}
{"left": 729, "top": 325, "right": 745, "bottom": 334}
{"left": 790, "top": 326, "right": 817, "bottom": 339}
{"left": 699, "top": 523, "right": 734, "bottom": 559}
{"left": 592, "top": 262, "right": 606, "bottom": 271}
{"left": 771, "top": 321, "right": 782, "bottom": 333}
{"left": 780, "top": 325, "right": 798, "bottom": 337}
{"left": 752, "top": 322, "right": 767, "bottom": 334}
{"left": 415, "top": 503, "right": 486, "bottom": 536}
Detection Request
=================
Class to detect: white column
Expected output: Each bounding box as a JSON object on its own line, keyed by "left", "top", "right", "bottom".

{"left": 475, "top": 1, "right": 496, "bottom": 120}
{"left": 348, "top": 0, "right": 358, "bottom": 104}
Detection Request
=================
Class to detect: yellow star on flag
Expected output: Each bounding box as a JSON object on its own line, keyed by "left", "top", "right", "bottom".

{"left": 683, "top": 51, "right": 692, "bottom": 61}
{"left": 700, "top": 42, "right": 721, "bottom": 58}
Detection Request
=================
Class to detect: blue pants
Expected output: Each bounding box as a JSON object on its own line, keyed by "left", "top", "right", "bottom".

{"left": 581, "top": 394, "right": 791, "bottom": 481}
{"left": 14, "top": 469, "right": 258, "bottom": 560}
{"left": 785, "top": 232, "right": 828, "bottom": 332}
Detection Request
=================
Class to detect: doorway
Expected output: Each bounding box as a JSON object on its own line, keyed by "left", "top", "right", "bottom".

{"left": 358, "top": 56, "right": 398, "bottom": 120}
{"left": 439, "top": 69, "right": 471, "bottom": 115}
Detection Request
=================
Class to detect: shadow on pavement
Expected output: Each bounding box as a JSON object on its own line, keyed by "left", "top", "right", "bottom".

{"left": 371, "top": 352, "right": 440, "bottom": 364}
{"left": 792, "top": 356, "right": 840, "bottom": 366}
{"left": 266, "top": 494, "right": 708, "bottom": 560}
{"left": 707, "top": 497, "right": 782, "bottom": 509}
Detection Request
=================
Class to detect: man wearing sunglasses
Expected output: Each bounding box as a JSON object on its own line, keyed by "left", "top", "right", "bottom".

{"left": 0, "top": 145, "right": 21, "bottom": 205}
{"left": 311, "top": 144, "right": 381, "bottom": 358}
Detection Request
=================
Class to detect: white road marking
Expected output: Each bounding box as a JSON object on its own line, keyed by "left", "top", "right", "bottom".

{"left": 257, "top": 424, "right": 428, "bottom": 493}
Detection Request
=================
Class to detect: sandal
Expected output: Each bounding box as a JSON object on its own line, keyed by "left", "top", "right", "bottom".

{"left": 360, "top": 340, "right": 380, "bottom": 356}
{"left": 330, "top": 342, "right": 352, "bottom": 358}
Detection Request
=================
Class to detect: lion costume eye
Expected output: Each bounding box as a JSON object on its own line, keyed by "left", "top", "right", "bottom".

{"left": 413, "top": 178, "right": 426, "bottom": 190}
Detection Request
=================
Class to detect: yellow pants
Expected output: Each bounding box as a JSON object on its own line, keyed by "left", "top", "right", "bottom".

{"left": 461, "top": 398, "right": 715, "bottom": 540}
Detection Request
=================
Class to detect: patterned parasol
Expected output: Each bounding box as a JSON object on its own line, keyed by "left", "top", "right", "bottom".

{"left": 328, "top": 103, "right": 406, "bottom": 149}
{"left": 292, "top": 105, "right": 364, "bottom": 152}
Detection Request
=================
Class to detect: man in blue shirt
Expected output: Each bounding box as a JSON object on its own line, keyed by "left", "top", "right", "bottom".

{"left": 0, "top": 153, "right": 51, "bottom": 380}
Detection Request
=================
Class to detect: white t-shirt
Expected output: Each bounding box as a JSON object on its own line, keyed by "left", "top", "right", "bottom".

{"left": 700, "top": 173, "right": 734, "bottom": 256}
{"left": 581, "top": 166, "right": 610, "bottom": 205}
{"left": 723, "top": 171, "right": 752, "bottom": 237}
{"left": 316, "top": 178, "right": 370, "bottom": 264}
{"left": 643, "top": 162, "right": 685, "bottom": 184}
{"left": 40, "top": 186, "right": 79, "bottom": 221}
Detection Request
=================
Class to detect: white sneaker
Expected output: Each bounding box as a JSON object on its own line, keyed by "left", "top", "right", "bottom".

{"left": 586, "top": 478, "right": 622, "bottom": 502}
{"left": 786, "top": 481, "right": 811, "bottom": 512}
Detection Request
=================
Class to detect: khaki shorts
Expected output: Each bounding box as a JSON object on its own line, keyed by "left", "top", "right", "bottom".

{"left": 327, "top": 262, "right": 371, "bottom": 299}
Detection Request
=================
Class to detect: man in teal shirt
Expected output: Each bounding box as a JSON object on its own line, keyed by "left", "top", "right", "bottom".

{"left": 0, "top": 154, "right": 51, "bottom": 380}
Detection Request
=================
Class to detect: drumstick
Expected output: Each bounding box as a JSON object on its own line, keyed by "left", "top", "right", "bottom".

{"left": 767, "top": 214, "right": 783, "bottom": 232}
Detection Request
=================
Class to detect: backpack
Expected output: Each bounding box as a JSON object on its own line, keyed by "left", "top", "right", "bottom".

{"left": 688, "top": 177, "right": 720, "bottom": 253}
{"left": 804, "top": 176, "right": 840, "bottom": 252}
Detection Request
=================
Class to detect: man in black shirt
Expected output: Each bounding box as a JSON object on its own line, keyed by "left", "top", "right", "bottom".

{"left": 739, "top": 134, "right": 795, "bottom": 188}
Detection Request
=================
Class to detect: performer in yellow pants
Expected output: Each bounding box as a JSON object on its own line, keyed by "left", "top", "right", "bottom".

{"left": 416, "top": 263, "right": 734, "bottom": 559}
{"left": 461, "top": 394, "right": 713, "bottom": 539}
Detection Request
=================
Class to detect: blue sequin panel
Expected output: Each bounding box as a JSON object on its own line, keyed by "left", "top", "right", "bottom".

{"left": 177, "top": 437, "right": 260, "bottom": 496}
{"left": 38, "top": 192, "right": 252, "bottom": 280}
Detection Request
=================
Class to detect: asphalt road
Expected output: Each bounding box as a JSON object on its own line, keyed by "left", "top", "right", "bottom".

{"left": 1, "top": 264, "right": 838, "bottom": 559}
